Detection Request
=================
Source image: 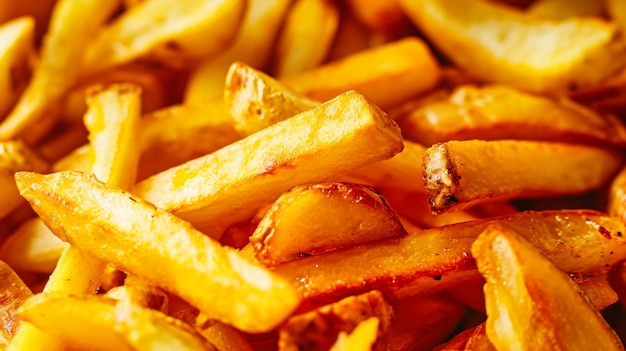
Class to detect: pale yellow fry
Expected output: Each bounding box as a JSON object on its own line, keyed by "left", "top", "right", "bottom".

{"left": 82, "top": 0, "right": 246, "bottom": 75}
{"left": 0, "top": 260, "right": 32, "bottom": 349}
{"left": 0, "top": 0, "right": 120, "bottom": 141}
{"left": 0, "top": 17, "right": 34, "bottom": 119}
{"left": 134, "top": 91, "right": 404, "bottom": 234}
{"left": 273, "top": 0, "right": 339, "bottom": 77}
{"left": 18, "top": 293, "right": 215, "bottom": 351}
{"left": 527, "top": 0, "right": 604, "bottom": 19}
{"left": 329, "top": 317, "right": 380, "bottom": 351}
{"left": 184, "top": 0, "right": 292, "bottom": 103}
{"left": 16, "top": 171, "right": 302, "bottom": 333}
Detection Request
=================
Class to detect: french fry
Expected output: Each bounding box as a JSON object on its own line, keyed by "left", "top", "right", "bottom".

{"left": 423, "top": 140, "right": 623, "bottom": 214}
{"left": 16, "top": 170, "right": 301, "bottom": 333}
{"left": 272, "top": 0, "right": 339, "bottom": 77}
{"left": 463, "top": 323, "right": 496, "bottom": 351}
{"left": 345, "top": 0, "right": 412, "bottom": 35}
{"left": 0, "top": 1, "right": 56, "bottom": 43}
{"left": 607, "top": 0, "right": 626, "bottom": 33}
{"left": 18, "top": 293, "right": 216, "bottom": 351}
{"left": 184, "top": 0, "right": 292, "bottom": 103}
{"left": 527, "top": 0, "right": 604, "bottom": 19}
{"left": 328, "top": 317, "right": 380, "bottom": 351}
{"left": 472, "top": 224, "right": 624, "bottom": 351}
{"left": 399, "top": 0, "right": 626, "bottom": 93}
{"left": 0, "top": 17, "right": 34, "bottom": 120}
{"left": 251, "top": 182, "right": 406, "bottom": 267}
{"left": 196, "top": 315, "right": 254, "bottom": 351}
{"left": 35, "top": 123, "right": 88, "bottom": 163}
{"left": 397, "top": 84, "right": 626, "bottom": 147}
{"left": 432, "top": 325, "right": 477, "bottom": 351}
{"left": 575, "top": 274, "right": 619, "bottom": 311}
{"left": 0, "top": 260, "right": 32, "bottom": 349}
{"left": 274, "top": 210, "right": 626, "bottom": 310}
{"left": 279, "top": 290, "right": 392, "bottom": 351}
{"left": 106, "top": 278, "right": 169, "bottom": 313}
{"left": 281, "top": 37, "right": 441, "bottom": 110}
{"left": 134, "top": 91, "right": 404, "bottom": 234}
{"left": 326, "top": 10, "right": 371, "bottom": 62}
{"left": 82, "top": 0, "right": 246, "bottom": 74}
{"left": 0, "top": 0, "right": 120, "bottom": 142}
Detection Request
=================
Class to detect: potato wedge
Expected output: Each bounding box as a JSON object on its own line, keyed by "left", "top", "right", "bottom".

{"left": 0, "top": 17, "right": 34, "bottom": 119}
{"left": 0, "top": 0, "right": 120, "bottom": 141}
{"left": 0, "top": 260, "right": 32, "bottom": 349}
{"left": 398, "top": 85, "right": 626, "bottom": 147}
{"left": 274, "top": 210, "right": 626, "bottom": 310}
{"left": 18, "top": 293, "right": 215, "bottom": 351}
{"left": 250, "top": 182, "right": 406, "bottom": 267}
{"left": 16, "top": 171, "right": 301, "bottom": 333}
{"left": 423, "top": 140, "right": 623, "bottom": 213}
{"left": 281, "top": 37, "right": 440, "bottom": 110}
{"left": 272, "top": 0, "right": 339, "bottom": 77}
{"left": 399, "top": 0, "right": 626, "bottom": 93}
{"left": 279, "top": 290, "right": 392, "bottom": 351}
{"left": 134, "top": 91, "right": 404, "bottom": 234}
{"left": 329, "top": 317, "right": 380, "bottom": 351}
{"left": 472, "top": 224, "right": 624, "bottom": 351}
{"left": 184, "top": 0, "right": 292, "bottom": 103}
{"left": 82, "top": 0, "right": 246, "bottom": 74}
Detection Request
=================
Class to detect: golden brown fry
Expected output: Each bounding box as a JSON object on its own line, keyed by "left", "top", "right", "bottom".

{"left": 19, "top": 293, "right": 216, "bottom": 351}
{"left": 274, "top": 210, "right": 626, "bottom": 310}
{"left": 329, "top": 317, "right": 380, "bottom": 351}
{"left": 281, "top": 37, "right": 440, "bottom": 110}
{"left": 51, "top": 144, "right": 91, "bottom": 173}
{"left": 251, "top": 182, "right": 406, "bottom": 267}
{"left": 423, "top": 140, "right": 623, "bottom": 213}
{"left": 0, "top": 17, "right": 34, "bottom": 119}
{"left": 279, "top": 290, "right": 392, "bottom": 351}
{"left": 184, "top": 0, "right": 292, "bottom": 103}
{"left": 106, "top": 278, "right": 169, "bottom": 313}
{"left": 272, "top": 0, "right": 339, "bottom": 77}
{"left": 82, "top": 0, "right": 246, "bottom": 74}
{"left": 196, "top": 315, "right": 254, "bottom": 351}
{"left": 609, "top": 168, "right": 626, "bottom": 224}
{"left": 0, "top": 0, "right": 56, "bottom": 42}
{"left": 400, "top": 0, "right": 626, "bottom": 93}
{"left": 0, "top": 0, "right": 120, "bottom": 142}
{"left": 432, "top": 326, "right": 476, "bottom": 351}
{"left": 463, "top": 323, "right": 496, "bottom": 351}
{"left": 345, "top": 0, "right": 412, "bottom": 34}
{"left": 134, "top": 91, "right": 404, "bottom": 234}
{"left": 16, "top": 171, "right": 301, "bottom": 333}
{"left": 472, "top": 224, "right": 625, "bottom": 351}
{"left": 326, "top": 10, "right": 371, "bottom": 61}
{"left": 527, "top": 0, "right": 604, "bottom": 19}
{"left": 398, "top": 85, "right": 626, "bottom": 147}
{"left": 35, "top": 123, "right": 88, "bottom": 163}
{"left": 607, "top": 0, "right": 626, "bottom": 33}
{"left": 575, "top": 274, "right": 619, "bottom": 311}
{"left": 0, "top": 260, "right": 32, "bottom": 349}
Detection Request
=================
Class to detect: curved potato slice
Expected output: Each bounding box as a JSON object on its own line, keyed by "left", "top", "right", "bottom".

{"left": 18, "top": 293, "right": 215, "bottom": 351}
{"left": 0, "top": 260, "right": 32, "bottom": 349}
{"left": 399, "top": 0, "right": 626, "bottom": 93}
{"left": 423, "top": 140, "right": 623, "bottom": 213}
{"left": 0, "top": 17, "right": 34, "bottom": 119}
{"left": 15, "top": 171, "right": 301, "bottom": 333}
{"left": 250, "top": 182, "right": 406, "bottom": 267}
{"left": 472, "top": 225, "right": 624, "bottom": 351}
{"left": 82, "top": 0, "right": 246, "bottom": 74}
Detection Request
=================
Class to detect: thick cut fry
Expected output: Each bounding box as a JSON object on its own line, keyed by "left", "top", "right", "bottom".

{"left": 19, "top": 293, "right": 216, "bottom": 351}
{"left": 0, "top": 260, "right": 32, "bottom": 349}
{"left": 398, "top": 85, "right": 626, "bottom": 147}
{"left": 0, "top": 17, "right": 33, "bottom": 119}
{"left": 134, "top": 91, "right": 404, "bottom": 234}
{"left": 16, "top": 171, "right": 301, "bottom": 333}
{"left": 423, "top": 140, "right": 623, "bottom": 213}
{"left": 472, "top": 225, "right": 625, "bottom": 351}
{"left": 0, "top": 140, "right": 48, "bottom": 220}
{"left": 184, "top": 0, "right": 292, "bottom": 103}
{"left": 279, "top": 290, "right": 392, "bottom": 351}
{"left": 272, "top": 0, "right": 339, "bottom": 77}
{"left": 196, "top": 316, "right": 254, "bottom": 351}
{"left": 274, "top": 210, "right": 626, "bottom": 310}
{"left": 0, "top": 0, "right": 120, "bottom": 141}
{"left": 527, "top": 0, "right": 604, "bottom": 19}
{"left": 281, "top": 37, "right": 441, "bottom": 110}
{"left": 82, "top": 0, "right": 246, "bottom": 74}
{"left": 329, "top": 317, "right": 380, "bottom": 351}
{"left": 399, "top": 0, "right": 626, "bottom": 93}
{"left": 224, "top": 61, "right": 319, "bottom": 136}
{"left": 251, "top": 183, "right": 406, "bottom": 267}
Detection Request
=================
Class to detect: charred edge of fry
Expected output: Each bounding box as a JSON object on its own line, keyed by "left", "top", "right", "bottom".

{"left": 423, "top": 143, "right": 459, "bottom": 213}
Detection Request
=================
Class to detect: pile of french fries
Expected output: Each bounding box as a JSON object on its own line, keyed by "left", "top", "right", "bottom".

{"left": 2, "top": 0, "right": 626, "bottom": 350}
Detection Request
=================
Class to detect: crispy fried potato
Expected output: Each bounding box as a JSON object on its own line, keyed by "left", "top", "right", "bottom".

{"left": 398, "top": 85, "right": 626, "bottom": 147}
{"left": 106, "top": 281, "right": 169, "bottom": 313}
{"left": 345, "top": 0, "right": 412, "bottom": 34}
{"left": 326, "top": 10, "right": 371, "bottom": 61}
{"left": 0, "top": 17, "right": 34, "bottom": 119}
{"left": 281, "top": 37, "right": 440, "bottom": 110}
{"left": 184, "top": 0, "right": 292, "bottom": 103}
{"left": 35, "top": 123, "right": 88, "bottom": 163}
{"left": 432, "top": 326, "right": 477, "bottom": 351}
{"left": 607, "top": 0, "right": 626, "bottom": 33}
{"left": 463, "top": 323, "right": 496, "bottom": 351}
{"left": 575, "top": 274, "right": 619, "bottom": 311}
{"left": 134, "top": 91, "right": 404, "bottom": 234}
{"left": 527, "top": 0, "right": 604, "bottom": 19}
{"left": 472, "top": 224, "right": 624, "bottom": 351}
{"left": 274, "top": 210, "right": 626, "bottom": 310}
{"left": 423, "top": 140, "right": 623, "bottom": 213}
{"left": 196, "top": 315, "right": 254, "bottom": 351}
{"left": 329, "top": 317, "right": 380, "bottom": 351}
{"left": 16, "top": 171, "right": 301, "bottom": 333}
{"left": 82, "top": 0, "right": 246, "bottom": 74}
{"left": 279, "top": 290, "right": 392, "bottom": 351}
{"left": 399, "top": 0, "right": 626, "bottom": 93}
{"left": 272, "top": 0, "right": 339, "bottom": 77}
{"left": 0, "top": 140, "right": 48, "bottom": 220}
{"left": 251, "top": 182, "right": 406, "bottom": 267}
{"left": 18, "top": 293, "right": 216, "bottom": 351}
{"left": 0, "top": 0, "right": 120, "bottom": 142}
{"left": 0, "top": 0, "right": 56, "bottom": 43}
{"left": 0, "top": 260, "right": 32, "bottom": 349}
